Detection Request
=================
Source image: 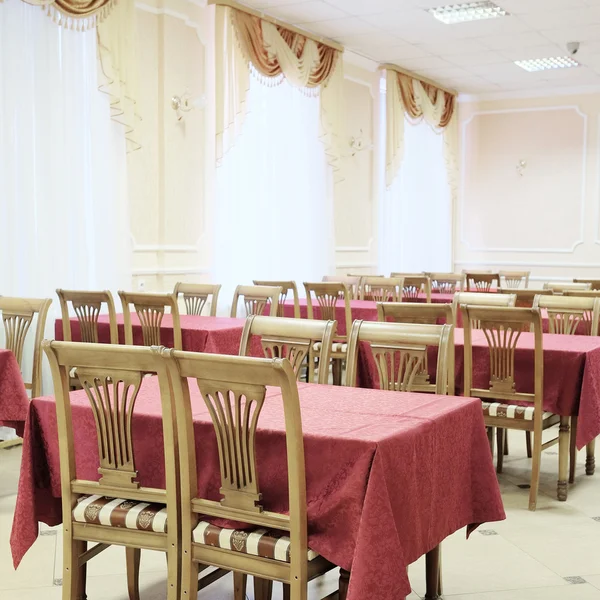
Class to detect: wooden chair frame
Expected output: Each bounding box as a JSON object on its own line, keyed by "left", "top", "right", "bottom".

{"left": 543, "top": 282, "right": 592, "bottom": 294}
{"left": 452, "top": 292, "right": 516, "bottom": 327}
{"left": 42, "top": 342, "right": 181, "bottom": 600}
{"left": 360, "top": 277, "right": 404, "bottom": 302}
{"left": 564, "top": 289, "right": 600, "bottom": 298}
{"left": 461, "top": 306, "right": 567, "bottom": 510}
{"left": 231, "top": 285, "right": 281, "bottom": 318}
{"left": 391, "top": 274, "right": 432, "bottom": 303}
{"left": 533, "top": 294, "right": 600, "bottom": 336}
{"left": 174, "top": 283, "right": 221, "bottom": 317}
{"left": 253, "top": 281, "right": 300, "bottom": 319}
{"left": 499, "top": 271, "right": 530, "bottom": 289}
{"left": 165, "top": 351, "right": 339, "bottom": 600}
{"left": 0, "top": 296, "right": 52, "bottom": 398}
{"left": 322, "top": 275, "right": 361, "bottom": 300}
{"left": 574, "top": 279, "right": 600, "bottom": 291}
{"left": 346, "top": 320, "right": 453, "bottom": 396}
{"left": 427, "top": 273, "right": 463, "bottom": 294}
{"left": 500, "top": 289, "right": 552, "bottom": 308}
{"left": 239, "top": 315, "right": 336, "bottom": 385}
{"left": 463, "top": 272, "right": 500, "bottom": 292}
{"left": 119, "top": 291, "right": 182, "bottom": 350}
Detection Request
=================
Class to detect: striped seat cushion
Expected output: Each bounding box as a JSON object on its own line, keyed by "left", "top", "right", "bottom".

{"left": 193, "top": 521, "right": 319, "bottom": 563}
{"left": 482, "top": 402, "right": 554, "bottom": 421}
{"left": 73, "top": 495, "right": 168, "bottom": 533}
{"left": 313, "top": 341, "right": 347, "bottom": 353}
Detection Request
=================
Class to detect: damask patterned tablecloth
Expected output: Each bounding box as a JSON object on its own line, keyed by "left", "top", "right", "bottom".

{"left": 0, "top": 349, "right": 29, "bottom": 436}
{"left": 10, "top": 380, "right": 504, "bottom": 599}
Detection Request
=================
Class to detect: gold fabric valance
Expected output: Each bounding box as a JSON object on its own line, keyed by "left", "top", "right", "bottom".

{"left": 21, "top": 0, "right": 116, "bottom": 28}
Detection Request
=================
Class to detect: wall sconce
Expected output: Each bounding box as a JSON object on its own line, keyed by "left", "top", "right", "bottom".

{"left": 349, "top": 129, "right": 373, "bottom": 157}
{"left": 171, "top": 90, "right": 207, "bottom": 121}
{"left": 516, "top": 159, "right": 527, "bottom": 176}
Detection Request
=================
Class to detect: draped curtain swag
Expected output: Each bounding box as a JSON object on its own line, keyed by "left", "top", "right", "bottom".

{"left": 216, "top": 4, "right": 344, "bottom": 180}
{"left": 0, "top": 0, "right": 139, "bottom": 150}
{"left": 385, "top": 69, "right": 456, "bottom": 189}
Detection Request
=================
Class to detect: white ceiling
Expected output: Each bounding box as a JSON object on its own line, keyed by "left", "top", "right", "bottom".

{"left": 241, "top": 0, "right": 600, "bottom": 95}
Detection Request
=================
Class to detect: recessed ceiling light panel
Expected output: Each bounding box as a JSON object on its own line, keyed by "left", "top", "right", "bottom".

{"left": 514, "top": 56, "right": 580, "bottom": 72}
{"left": 428, "top": 1, "right": 509, "bottom": 25}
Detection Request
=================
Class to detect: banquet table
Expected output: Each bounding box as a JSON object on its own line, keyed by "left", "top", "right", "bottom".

{"left": 357, "top": 329, "right": 600, "bottom": 450}
{"left": 10, "top": 379, "right": 505, "bottom": 600}
{"left": 0, "top": 349, "right": 29, "bottom": 437}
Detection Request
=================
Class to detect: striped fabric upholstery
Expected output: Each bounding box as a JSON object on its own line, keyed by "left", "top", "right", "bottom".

{"left": 193, "top": 521, "right": 319, "bottom": 563}
{"left": 313, "top": 341, "right": 347, "bottom": 353}
{"left": 73, "top": 495, "right": 168, "bottom": 533}
{"left": 482, "top": 402, "right": 554, "bottom": 421}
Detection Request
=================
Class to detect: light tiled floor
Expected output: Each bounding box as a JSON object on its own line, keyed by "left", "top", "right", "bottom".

{"left": 3, "top": 429, "right": 600, "bottom": 599}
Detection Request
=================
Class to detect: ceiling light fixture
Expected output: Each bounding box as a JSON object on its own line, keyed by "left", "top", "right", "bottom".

{"left": 428, "top": 1, "right": 508, "bottom": 24}
{"left": 514, "top": 56, "right": 580, "bottom": 72}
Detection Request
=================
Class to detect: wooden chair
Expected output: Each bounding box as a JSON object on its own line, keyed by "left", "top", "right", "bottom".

{"left": 452, "top": 292, "right": 516, "bottom": 327}
{"left": 391, "top": 274, "right": 431, "bottom": 303}
{"left": 427, "top": 273, "right": 463, "bottom": 294}
{"left": 360, "top": 276, "right": 404, "bottom": 302}
{"left": 239, "top": 315, "right": 336, "bottom": 385}
{"left": 564, "top": 289, "right": 600, "bottom": 298}
{"left": 173, "top": 283, "right": 221, "bottom": 316}
{"left": 0, "top": 296, "right": 52, "bottom": 399}
{"left": 119, "top": 291, "right": 182, "bottom": 350}
{"left": 231, "top": 285, "right": 281, "bottom": 318}
{"left": 543, "top": 282, "right": 592, "bottom": 294}
{"left": 574, "top": 278, "right": 600, "bottom": 290}
{"left": 500, "top": 289, "right": 552, "bottom": 308}
{"left": 253, "top": 280, "right": 300, "bottom": 319}
{"left": 533, "top": 294, "right": 600, "bottom": 482}
{"left": 304, "top": 282, "right": 352, "bottom": 385}
{"left": 346, "top": 321, "right": 453, "bottom": 396}
{"left": 499, "top": 271, "right": 530, "bottom": 289}
{"left": 42, "top": 342, "right": 181, "bottom": 600}
{"left": 461, "top": 306, "right": 568, "bottom": 511}
{"left": 463, "top": 272, "right": 500, "bottom": 292}
{"left": 322, "top": 275, "right": 361, "bottom": 300}
{"left": 165, "top": 351, "right": 342, "bottom": 600}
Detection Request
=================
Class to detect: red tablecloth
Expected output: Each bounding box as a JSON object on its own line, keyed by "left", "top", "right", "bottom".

{"left": 357, "top": 329, "right": 600, "bottom": 450}
{"left": 0, "top": 349, "right": 29, "bottom": 436}
{"left": 11, "top": 380, "right": 504, "bottom": 599}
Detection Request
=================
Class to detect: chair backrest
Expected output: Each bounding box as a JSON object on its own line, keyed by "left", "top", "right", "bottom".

{"left": 322, "top": 275, "right": 361, "bottom": 299}
{"left": 253, "top": 280, "right": 300, "bottom": 318}
{"left": 453, "top": 292, "right": 516, "bottom": 329}
{"left": 500, "top": 288, "right": 552, "bottom": 308}
{"left": 360, "top": 276, "right": 404, "bottom": 302}
{"left": 391, "top": 274, "right": 432, "bottom": 302}
{"left": 0, "top": 296, "right": 52, "bottom": 397}
{"left": 346, "top": 320, "right": 453, "bottom": 395}
{"left": 239, "top": 315, "right": 336, "bottom": 385}
{"left": 43, "top": 342, "right": 178, "bottom": 532}
{"left": 499, "top": 271, "right": 530, "bottom": 289}
{"left": 564, "top": 289, "right": 600, "bottom": 298}
{"left": 57, "top": 289, "right": 118, "bottom": 345}
{"left": 377, "top": 302, "right": 454, "bottom": 326}
{"left": 304, "top": 282, "right": 352, "bottom": 341}
{"left": 462, "top": 306, "right": 543, "bottom": 418}
{"left": 119, "top": 291, "right": 182, "bottom": 350}
{"left": 464, "top": 272, "right": 500, "bottom": 292}
{"left": 533, "top": 294, "right": 600, "bottom": 336}
{"left": 574, "top": 279, "right": 600, "bottom": 291}
{"left": 544, "top": 281, "right": 592, "bottom": 294}
{"left": 173, "top": 283, "right": 221, "bottom": 317}
{"left": 230, "top": 285, "right": 281, "bottom": 318}
{"left": 427, "top": 273, "right": 463, "bottom": 294}
{"left": 166, "top": 351, "right": 308, "bottom": 575}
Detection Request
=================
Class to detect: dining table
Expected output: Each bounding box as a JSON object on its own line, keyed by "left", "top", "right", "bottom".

{"left": 10, "top": 377, "right": 505, "bottom": 600}
{"left": 0, "top": 349, "right": 29, "bottom": 437}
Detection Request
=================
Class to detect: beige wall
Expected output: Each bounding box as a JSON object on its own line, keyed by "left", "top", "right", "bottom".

{"left": 457, "top": 91, "right": 600, "bottom": 284}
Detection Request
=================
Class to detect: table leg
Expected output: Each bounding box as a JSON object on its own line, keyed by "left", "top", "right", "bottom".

{"left": 339, "top": 568, "right": 350, "bottom": 600}
{"left": 496, "top": 428, "right": 505, "bottom": 474}
{"left": 558, "top": 417, "right": 569, "bottom": 502}
{"left": 586, "top": 439, "right": 596, "bottom": 476}
{"left": 569, "top": 416, "right": 578, "bottom": 484}
{"left": 425, "top": 545, "right": 441, "bottom": 600}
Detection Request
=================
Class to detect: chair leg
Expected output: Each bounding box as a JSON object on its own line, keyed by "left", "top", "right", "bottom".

{"left": 253, "top": 578, "right": 273, "bottom": 600}
{"left": 332, "top": 358, "right": 342, "bottom": 386}
{"left": 126, "top": 548, "right": 141, "bottom": 600}
{"left": 586, "top": 439, "right": 596, "bottom": 476}
{"left": 496, "top": 429, "right": 505, "bottom": 474}
{"left": 307, "top": 349, "right": 316, "bottom": 384}
{"left": 233, "top": 572, "right": 248, "bottom": 600}
{"left": 504, "top": 431, "right": 509, "bottom": 455}
{"left": 487, "top": 426, "right": 495, "bottom": 458}
{"left": 529, "top": 430, "right": 543, "bottom": 511}
{"left": 63, "top": 534, "right": 86, "bottom": 600}
{"left": 424, "top": 545, "right": 441, "bottom": 600}
{"left": 180, "top": 552, "right": 198, "bottom": 600}
{"left": 339, "top": 569, "right": 350, "bottom": 600}
{"left": 558, "top": 417, "right": 570, "bottom": 502}
{"left": 525, "top": 431, "right": 532, "bottom": 458}
{"left": 283, "top": 583, "right": 291, "bottom": 600}
{"left": 569, "top": 416, "right": 578, "bottom": 484}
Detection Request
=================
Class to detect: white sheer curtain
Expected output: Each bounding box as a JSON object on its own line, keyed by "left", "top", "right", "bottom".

{"left": 379, "top": 103, "right": 452, "bottom": 274}
{"left": 214, "top": 75, "right": 335, "bottom": 314}
{"left": 0, "top": 0, "right": 130, "bottom": 405}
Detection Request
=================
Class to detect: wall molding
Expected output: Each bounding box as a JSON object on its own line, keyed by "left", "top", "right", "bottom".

{"left": 133, "top": 244, "right": 199, "bottom": 253}
{"left": 454, "top": 259, "right": 600, "bottom": 268}
{"left": 344, "top": 73, "right": 377, "bottom": 100}
{"left": 335, "top": 262, "right": 378, "bottom": 270}
{"left": 135, "top": 1, "right": 207, "bottom": 45}
{"left": 343, "top": 50, "right": 379, "bottom": 73}
{"left": 132, "top": 267, "right": 210, "bottom": 276}
{"left": 459, "top": 105, "right": 588, "bottom": 254}
{"left": 458, "top": 83, "right": 600, "bottom": 104}
{"left": 336, "top": 239, "right": 373, "bottom": 253}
